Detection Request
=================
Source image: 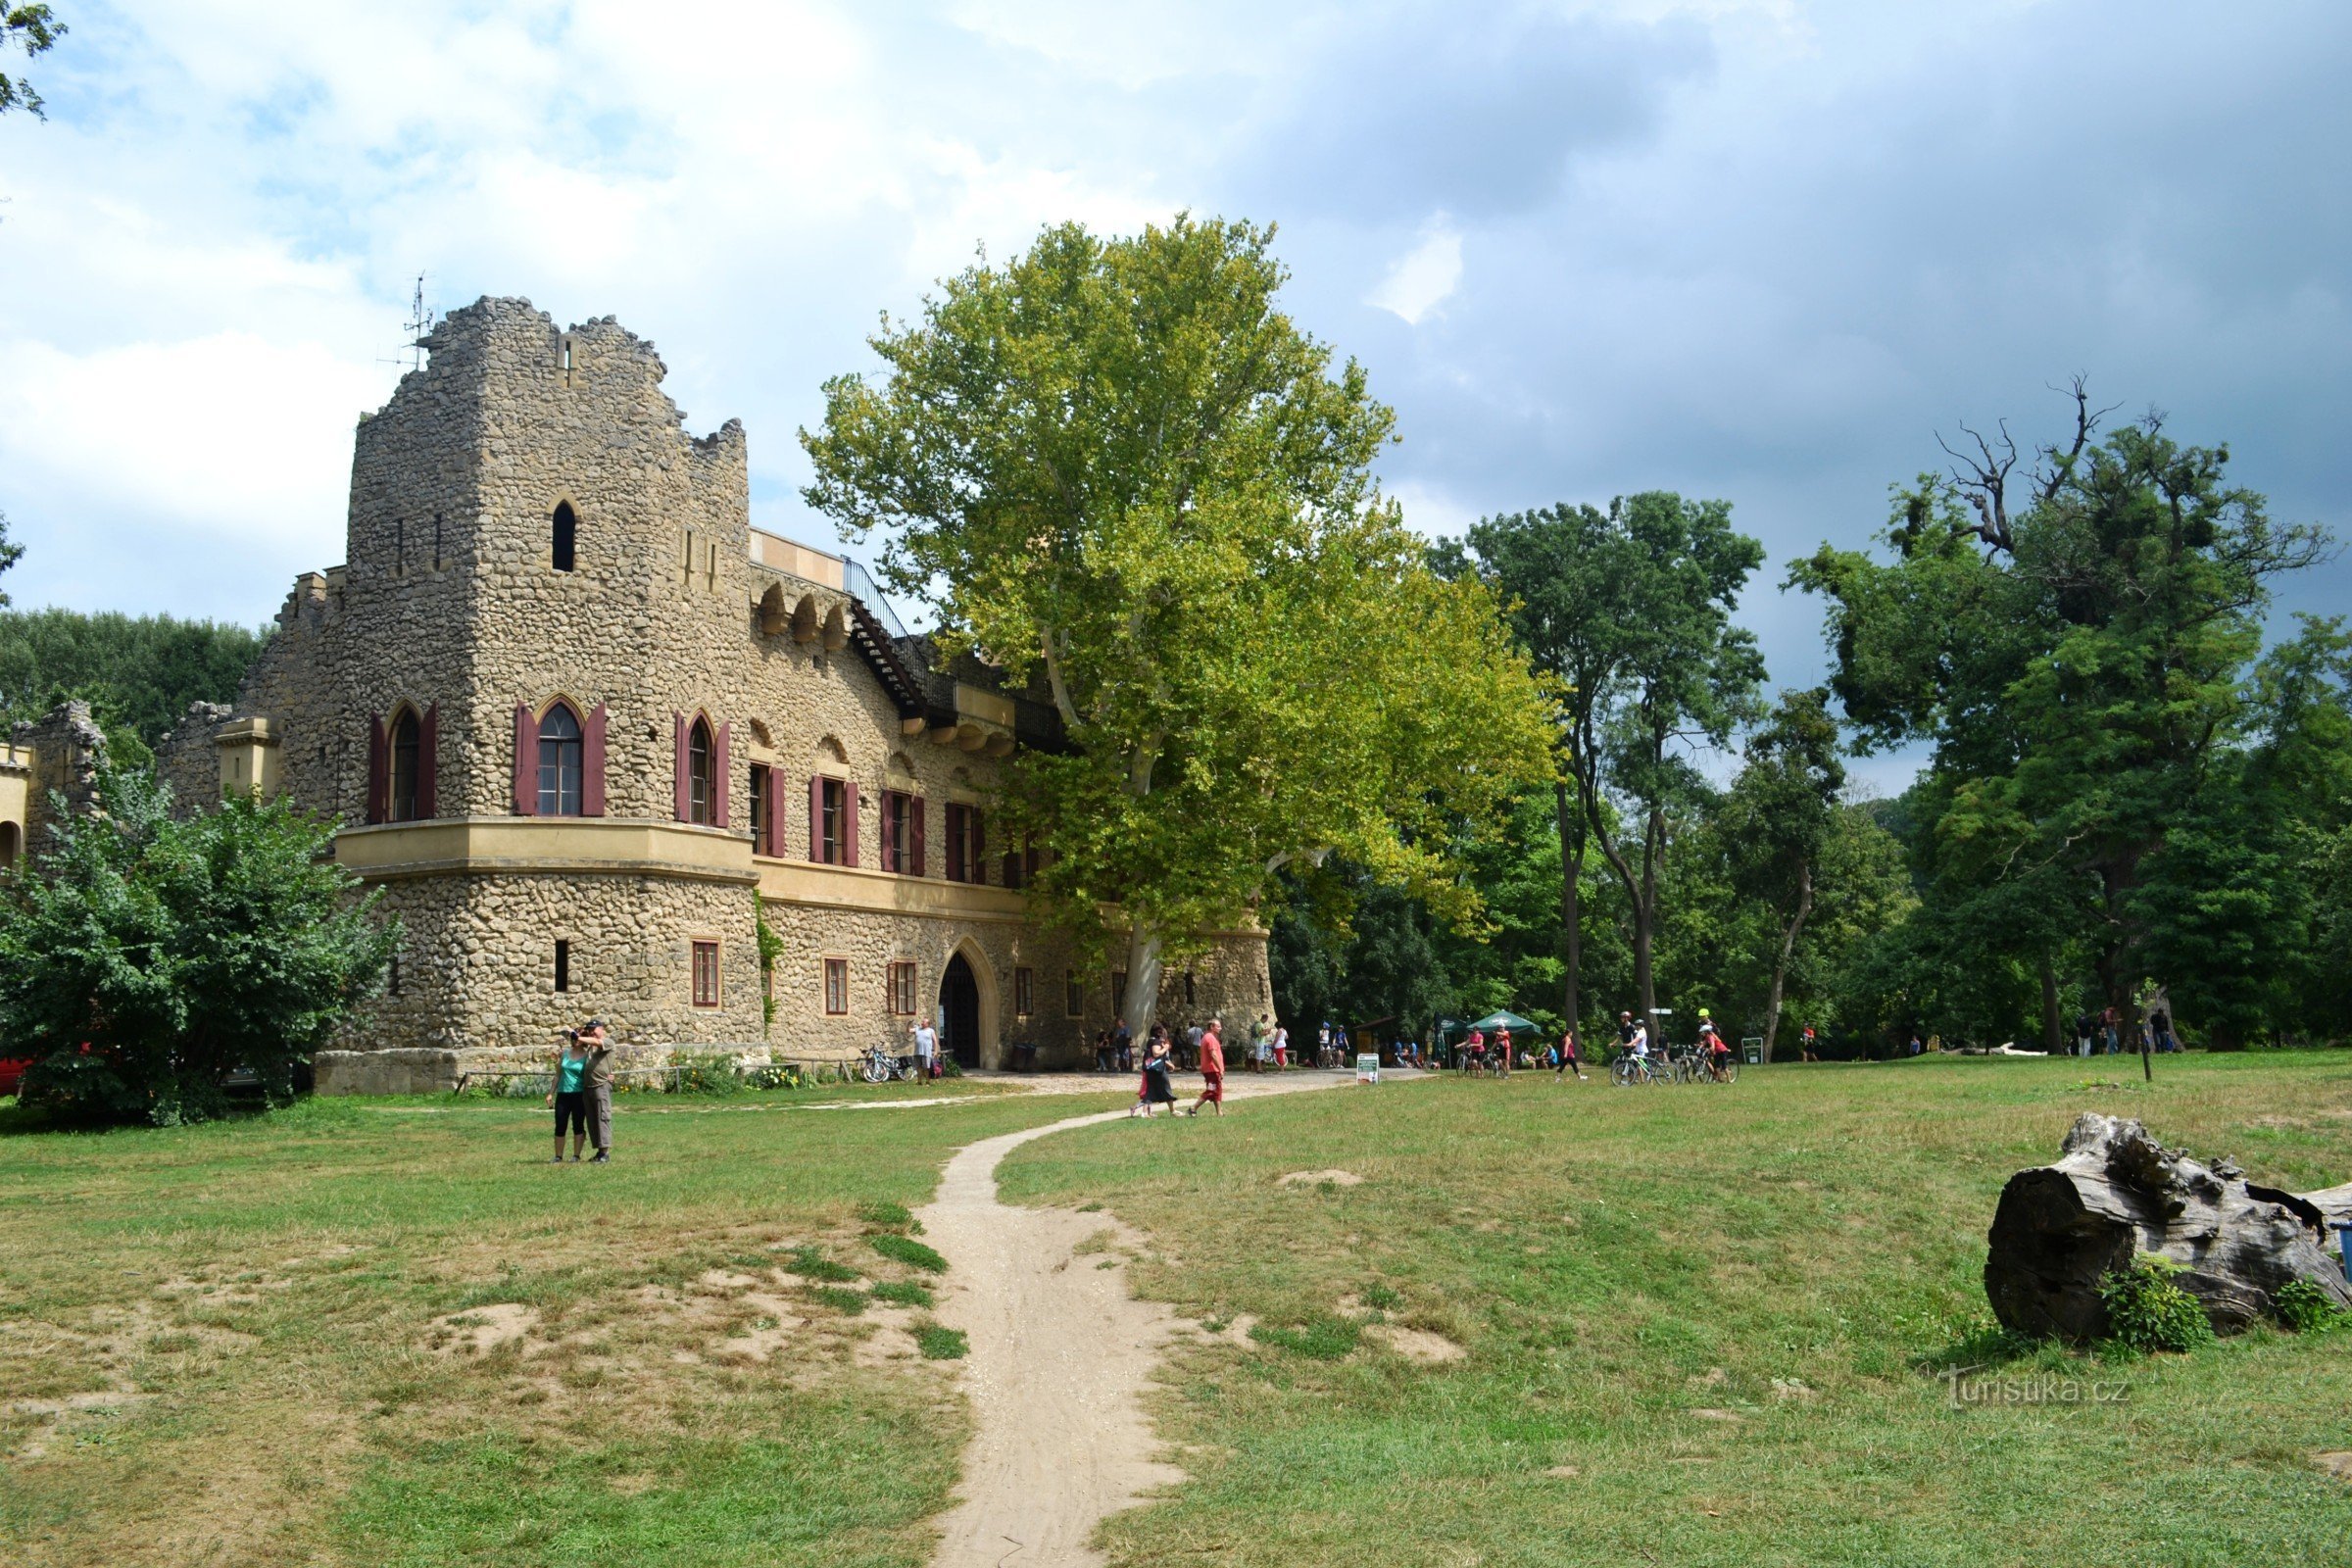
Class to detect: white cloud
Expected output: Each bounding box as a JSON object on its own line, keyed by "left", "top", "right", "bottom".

{"left": 1366, "top": 218, "right": 1464, "bottom": 325}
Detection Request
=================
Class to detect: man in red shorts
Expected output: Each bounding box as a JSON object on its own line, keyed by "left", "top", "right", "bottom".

{"left": 1185, "top": 1016, "right": 1226, "bottom": 1117}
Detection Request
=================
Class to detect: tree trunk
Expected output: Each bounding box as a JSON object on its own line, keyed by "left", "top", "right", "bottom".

{"left": 1984, "top": 1113, "right": 2352, "bottom": 1341}
{"left": 1119, "top": 925, "right": 1164, "bottom": 1041}
{"left": 2039, "top": 956, "right": 2063, "bottom": 1054}
{"left": 1634, "top": 806, "right": 1661, "bottom": 1043}
{"left": 1555, "top": 779, "right": 1582, "bottom": 1038}
{"left": 1761, "top": 861, "right": 1811, "bottom": 1064}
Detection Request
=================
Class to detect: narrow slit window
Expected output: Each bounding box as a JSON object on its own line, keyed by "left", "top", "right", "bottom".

{"left": 1014, "top": 967, "right": 1034, "bottom": 1019}
{"left": 555, "top": 940, "right": 570, "bottom": 994}
{"left": 552, "top": 502, "right": 577, "bottom": 572}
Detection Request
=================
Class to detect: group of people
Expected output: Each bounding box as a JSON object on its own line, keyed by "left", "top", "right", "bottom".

{"left": 1449, "top": 1023, "right": 1590, "bottom": 1079}
{"left": 1128, "top": 1015, "right": 1229, "bottom": 1117}
{"left": 547, "top": 1019, "right": 615, "bottom": 1162}
{"left": 1097, "top": 1013, "right": 1352, "bottom": 1074}
{"left": 2073, "top": 1004, "right": 2180, "bottom": 1056}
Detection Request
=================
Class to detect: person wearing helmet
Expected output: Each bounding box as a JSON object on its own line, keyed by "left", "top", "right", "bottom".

{"left": 1697, "top": 1008, "right": 1733, "bottom": 1082}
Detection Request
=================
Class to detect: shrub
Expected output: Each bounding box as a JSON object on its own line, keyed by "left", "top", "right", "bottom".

{"left": 668, "top": 1054, "right": 744, "bottom": 1095}
{"left": 2275, "top": 1277, "right": 2349, "bottom": 1334}
{"left": 2098, "top": 1256, "right": 2216, "bottom": 1354}
{"left": 872, "top": 1281, "right": 934, "bottom": 1309}
{"left": 871, "top": 1234, "right": 948, "bottom": 1274}
{"left": 3, "top": 771, "right": 397, "bottom": 1125}
{"left": 787, "top": 1247, "right": 859, "bottom": 1284}
{"left": 1249, "top": 1315, "right": 1362, "bottom": 1360}
{"left": 915, "top": 1322, "right": 967, "bottom": 1359}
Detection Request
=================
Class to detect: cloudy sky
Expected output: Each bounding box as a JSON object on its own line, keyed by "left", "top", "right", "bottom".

{"left": 4, "top": 0, "right": 2347, "bottom": 783}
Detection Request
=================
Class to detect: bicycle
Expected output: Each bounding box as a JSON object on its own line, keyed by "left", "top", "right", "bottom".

{"left": 1610, "top": 1051, "right": 1661, "bottom": 1087}
{"left": 860, "top": 1044, "right": 917, "bottom": 1084}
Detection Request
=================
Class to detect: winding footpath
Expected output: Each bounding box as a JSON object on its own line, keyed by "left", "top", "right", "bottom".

{"left": 916, "top": 1072, "right": 1373, "bottom": 1568}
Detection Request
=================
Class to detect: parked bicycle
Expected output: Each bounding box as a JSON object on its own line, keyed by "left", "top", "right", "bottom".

{"left": 860, "top": 1043, "right": 917, "bottom": 1084}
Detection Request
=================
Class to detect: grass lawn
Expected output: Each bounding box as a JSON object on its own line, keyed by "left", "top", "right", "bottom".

{"left": 996, "top": 1051, "right": 2352, "bottom": 1567}
{"left": 0, "top": 1081, "right": 1123, "bottom": 1568}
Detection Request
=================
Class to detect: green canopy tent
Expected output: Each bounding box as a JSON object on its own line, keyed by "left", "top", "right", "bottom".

{"left": 1465, "top": 1011, "right": 1540, "bottom": 1035}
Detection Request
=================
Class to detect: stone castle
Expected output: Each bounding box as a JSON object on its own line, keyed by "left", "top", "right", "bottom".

{"left": 70, "top": 296, "right": 1271, "bottom": 1090}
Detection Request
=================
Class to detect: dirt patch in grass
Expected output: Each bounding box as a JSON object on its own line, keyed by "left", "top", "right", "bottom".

{"left": 1277, "top": 1167, "right": 1364, "bottom": 1188}
{"left": 429, "top": 1302, "right": 539, "bottom": 1355}
{"left": 1362, "top": 1322, "right": 1467, "bottom": 1364}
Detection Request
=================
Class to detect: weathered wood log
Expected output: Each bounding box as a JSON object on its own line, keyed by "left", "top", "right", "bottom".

{"left": 1984, "top": 1112, "right": 2352, "bottom": 1342}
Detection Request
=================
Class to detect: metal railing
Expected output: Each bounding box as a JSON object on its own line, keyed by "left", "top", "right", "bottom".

{"left": 841, "top": 556, "right": 908, "bottom": 642}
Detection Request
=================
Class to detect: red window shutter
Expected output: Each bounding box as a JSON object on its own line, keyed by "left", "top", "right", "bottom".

{"left": 712, "top": 721, "right": 731, "bottom": 829}
{"left": 808, "top": 774, "right": 825, "bottom": 861}
{"left": 418, "top": 704, "right": 439, "bottom": 819}
{"left": 909, "top": 796, "right": 926, "bottom": 877}
{"left": 672, "top": 712, "right": 689, "bottom": 822}
{"left": 513, "top": 704, "right": 539, "bottom": 815}
{"left": 844, "top": 781, "right": 859, "bottom": 868}
{"left": 582, "top": 704, "right": 608, "bottom": 817}
{"left": 944, "top": 803, "right": 963, "bottom": 881}
{"left": 366, "top": 713, "right": 387, "bottom": 824}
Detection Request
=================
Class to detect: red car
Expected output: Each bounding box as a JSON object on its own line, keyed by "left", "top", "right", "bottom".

{"left": 0, "top": 1058, "right": 27, "bottom": 1097}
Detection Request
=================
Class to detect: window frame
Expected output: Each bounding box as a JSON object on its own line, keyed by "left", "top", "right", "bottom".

{"left": 536, "top": 702, "right": 585, "bottom": 817}
{"left": 691, "top": 939, "right": 721, "bottom": 1008}
{"left": 687, "top": 717, "right": 715, "bottom": 826}
{"left": 818, "top": 777, "right": 848, "bottom": 864}
{"left": 823, "top": 956, "right": 850, "bottom": 1016}
{"left": 388, "top": 710, "right": 422, "bottom": 823}
{"left": 555, "top": 939, "right": 571, "bottom": 994}
{"left": 1064, "top": 968, "right": 1084, "bottom": 1019}
{"left": 887, "top": 960, "right": 916, "bottom": 1016}
{"left": 1014, "top": 966, "right": 1034, "bottom": 1019}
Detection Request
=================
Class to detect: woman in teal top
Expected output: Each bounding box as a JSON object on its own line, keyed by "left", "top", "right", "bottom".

{"left": 550, "top": 1039, "right": 592, "bottom": 1162}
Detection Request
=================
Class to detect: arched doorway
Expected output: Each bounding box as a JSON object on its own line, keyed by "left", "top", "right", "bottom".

{"left": 940, "top": 954, "right": 982, "bottom": 1068}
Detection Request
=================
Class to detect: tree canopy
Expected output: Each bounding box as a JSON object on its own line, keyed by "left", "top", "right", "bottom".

{"left": 3, "top": 771, "right": 397, "bottom": 1124}
{"left": 803, "top": 216, "right": 1553, "bottom": 1030}
{"left": 0, "top": 607, "right": 269, "bottom": 764}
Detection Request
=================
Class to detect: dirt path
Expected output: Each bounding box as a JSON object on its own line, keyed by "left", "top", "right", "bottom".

{"left": 918, "top": 1073, "right": 1379, "bottom": 1567}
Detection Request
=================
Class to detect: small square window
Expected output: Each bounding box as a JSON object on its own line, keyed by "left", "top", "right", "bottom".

{"left": 888, "top": 960, "right": 916, "bottom": 1016}
{"left": 824, "top": 956, "right": 849, "bottom": 1015}
{"left": 1014, "top": 966, "right": 1034, "bottom": 1019}
{"left": 692, "top": 940, "right": 721, "bottom": 1008}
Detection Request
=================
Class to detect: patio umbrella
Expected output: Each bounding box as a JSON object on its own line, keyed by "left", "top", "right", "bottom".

{"left": 1466, "top": 1010, "right": 1540, "bottom": 1034}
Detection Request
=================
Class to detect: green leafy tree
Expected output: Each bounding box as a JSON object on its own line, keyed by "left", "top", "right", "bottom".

{"left": 0, "top": 607, "right": 268, "bottom": 753}
{"left": 1441, "top": 495, "right": 1763, "bottom": 1039}
{"left": 1793, "top": 386, "right": 2332, "bottom": 1047}
{"left": 1716, "top": 689, "right": 1844, "bottom": 1059}
{"left": 2, "top": 771, "right": 397, "bottom": 1125}
{"left": 1, "top": 5, "right": 62, "bottom": 119}
{"left": 802, "top": 216, "right": 1553, "bottom": 1032}
{"left": 0, "top": 510, "right": 23, "bottom": 597}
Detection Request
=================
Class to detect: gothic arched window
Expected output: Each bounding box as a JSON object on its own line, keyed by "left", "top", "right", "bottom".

{"left": 688, "top": 716, "right": 714, "bottom": 825}
{"left": 389, "top": 710, "right": 421, "bottom": 822}
{"left": 537, "top": 703, "right": 584, "bottom": 816}
{"left": 552, "top": 501, "right": 577, "bottom": 572}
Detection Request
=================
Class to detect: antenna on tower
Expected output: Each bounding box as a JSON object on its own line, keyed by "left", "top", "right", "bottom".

{"left": 402, "top": 273, "right": 433, "bottom": 371}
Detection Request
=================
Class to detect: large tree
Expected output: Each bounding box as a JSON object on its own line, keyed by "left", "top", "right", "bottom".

{"left": 802, "top": 217, "right": 1552, "bottom": 1032}
{"left": 1716, "top": 689, "right": 1843, "bottom": 1060}
{"left": 1793, "top": 387, "right": 2332, "bottom": 1046}
{"left": 1448, "top": 494, "right": 1763, "bottom": 1041}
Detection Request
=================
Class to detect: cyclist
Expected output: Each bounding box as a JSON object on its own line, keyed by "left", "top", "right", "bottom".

{"left": 1697, "top": 1008, "right": 1732, "bottom": 1081}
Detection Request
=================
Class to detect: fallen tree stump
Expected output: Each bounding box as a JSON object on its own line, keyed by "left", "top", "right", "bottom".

{"left": 1984, "top": 1112, "right": 2352, "bottom": 1342}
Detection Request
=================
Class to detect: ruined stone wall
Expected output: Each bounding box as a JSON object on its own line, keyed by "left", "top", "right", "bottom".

{"left": 12, "top": 701, "right": 107, "bottom": 859}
